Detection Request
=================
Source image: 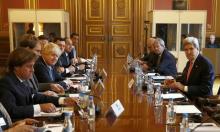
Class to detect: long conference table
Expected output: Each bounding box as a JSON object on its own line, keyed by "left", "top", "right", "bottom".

{"left": 71, "top": 73, "right": 217, "bottom": 132}
{"left": 38, "top": 72, "right": 218, "bottom": 132}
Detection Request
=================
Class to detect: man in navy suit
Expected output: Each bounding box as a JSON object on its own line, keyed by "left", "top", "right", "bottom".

{"left": 0, "top": 48, "right": 77, "bottom": 120}
{"left": 56, "top": 38, "right": 76, "bottom": 77}
{"left": 19, "top": 34, "right": 64, "bottom": 94}
{"left": 34, "top": 43, "right": 74, "bottom": 89}
{"left": 151, "top": 38, "right": 177, "bottom": 76}
{"left": 168, "top": 37, "right": 215, "bottom": 98}
{"left": 69, "top": 32, "right": 79, "bottom": 60}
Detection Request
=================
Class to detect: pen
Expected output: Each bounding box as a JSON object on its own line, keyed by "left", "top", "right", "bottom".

{"left": 48, "top": 125, "right": 63, "bottom": 128}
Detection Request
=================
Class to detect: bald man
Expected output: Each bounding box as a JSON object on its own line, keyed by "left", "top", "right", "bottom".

{"left": 140, "top": 38, "right": 156, "bottom": 72}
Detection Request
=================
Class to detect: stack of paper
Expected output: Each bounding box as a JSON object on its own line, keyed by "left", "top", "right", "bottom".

{"left": 44, "top": 124, "right": 64, "bottom": 132}
{"left": 189, "top": 123, "right": 220, "bottom": 132}
{"left": 162, "top": 93, "right": 184, "bottom": 99}
{"left": 174, "top": 105, "right": 201, "bottom": 114}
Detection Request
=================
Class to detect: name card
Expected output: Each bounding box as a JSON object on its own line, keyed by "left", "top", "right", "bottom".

{"left": 101, "top": 68, "right": 107, "bottom": 79}
{"left": 0, "top": 117, "right": 6, "bottom": 127}
{"left": 98, "top": 79, "right": 105, "bottom": 90}
{"left": 128, "top": 79, "right": 135, "bottom": 89}
{"left": 111, "top": 100, "right": 124, "bottom": 117}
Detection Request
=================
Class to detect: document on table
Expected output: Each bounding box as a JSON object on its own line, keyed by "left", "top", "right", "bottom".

{"left": 174, "top": 105, "right": 201, "bottom": 114}
{"left": 152, "top": 76, "right": 174, "bottom": 80}
{"left": 69, "top": 93, "right": 79, "bottom": 98}
{"left": 162, "top": 93, "right": 184, "bottom": 99}
{"left": 44, "top": 124, "right": 64, "bottom": 132}
{"left": 189, "top": 123, "right": 220, "bottom": 132}
{"left": 68, "top": 76, "right": 87, "bottom": 80}
{"left": 35, "top": 108, "right": 62, "bottom": 117}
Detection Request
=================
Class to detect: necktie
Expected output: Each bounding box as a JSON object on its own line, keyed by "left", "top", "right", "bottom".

{"left": 156, "top": 55, "right": 161, "bottom": 67}
{"left": 48, "top": 67, "right": 54, "bottom": 81}
{"left": 66, "top": 54, "right": 70, "bottom": 65}
{"left": 0, "top": 103, "right": 12, "bottom": 127}
{"left": 73, "top": 47, "right": 76, "bottom": 58}
{"left": 186, "top": 62, "right": 193, "bottom": 81}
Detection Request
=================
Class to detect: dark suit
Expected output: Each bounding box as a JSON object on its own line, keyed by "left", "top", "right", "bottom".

{"left": 0, "top": 73, "right": 59, "bottom": 120}
{"left": 206, "top": 42, "right": 219, "bottom": 48}
{"left": 178, "top": 54, "right": 215, "bottom": 98}
{"left": 56, "top": 52, "right": 72, "bottom": 77}
{"left": 34, "top": 57, "right": 67, "bottom": 89}
{"left": 28, "top": 74, "right": 51, "bottom": 92}
{"left": 152, "top": 49, "right": 177, "bottom": 77}
{"left": 68, "top": 47, "right": 76, "bottom": 59}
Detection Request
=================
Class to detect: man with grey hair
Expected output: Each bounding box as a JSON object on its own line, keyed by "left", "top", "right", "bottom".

{"left": 167, "top": 37, "right": 214, "bottom": 98}
{"left": 150, "top": 38, "right": 177, "bottom": 76}
{"left": 206, "top": 34, "right": 219, "bottom": 48}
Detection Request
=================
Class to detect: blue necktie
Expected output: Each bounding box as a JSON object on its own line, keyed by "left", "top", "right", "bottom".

{"left": 66, "top": 54, "right": 70, "bottom": 65}
{"left": 48, "top": 67, "right": 54, "bottom": 81}
{"left": 73, "top": 48, "right": 76, "bottom": 58}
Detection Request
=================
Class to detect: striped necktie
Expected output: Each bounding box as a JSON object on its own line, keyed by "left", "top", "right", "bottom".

{"left": 186, "top": 62, "right": 193, "bottom": 82}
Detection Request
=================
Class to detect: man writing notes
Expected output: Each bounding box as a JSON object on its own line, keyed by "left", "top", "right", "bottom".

{"left": 167, "top": 37, "right": 215, "bottom": 98}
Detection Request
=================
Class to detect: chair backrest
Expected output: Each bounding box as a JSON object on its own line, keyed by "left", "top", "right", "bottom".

{"left": 217, "top": 86, "right": 220, "bottom": 95}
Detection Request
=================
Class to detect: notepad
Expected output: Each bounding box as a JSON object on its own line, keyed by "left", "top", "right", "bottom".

{"left": 189, "top": 123, "right": 220, "bottom": 132}
{"left": 162, "top": 93, "right": 184, "bottom": 99}
{"left": 174, "top": 105, "right": 201, "bottom": 114}
{"left": 44, "top": 124, "right": 64, "bottom": 132}
{"left": 69, "top": 93, "right": 79, "bottom": 98}
{"left": 36, "top": 108, "right": 62, "bottom": 117}
{"left": 152, "top": 76, "right": 174, "bottom": 80}
{"left": 68, "top": 76, "right": 87, "bottom": 80}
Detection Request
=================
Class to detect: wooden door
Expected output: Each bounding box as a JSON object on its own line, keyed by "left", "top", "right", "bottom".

{"left": 82, "top": 0, "right": 133, "bottom": 73}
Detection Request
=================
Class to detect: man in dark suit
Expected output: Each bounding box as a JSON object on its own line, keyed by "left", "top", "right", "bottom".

{"left": 56, "top": 38, "right": 76, "bottom": 77}
{"left": 168, "top": 37, "right": 215, "bottom": 98}
{"left": 69, "top": 32, "right": 79, "bottom": 60}
{"left": 139, "top": 37, "right": 156, "bottom": 72}
{"left": 34, "top": 43, "right": 73, "bottom": 89}
{"left": 151, "top": 38, "right": 177, "bottom": 76}
{"left": 19, "top": 34, "right": 64, "bottom": 94}
{"left": 0, "top": 48, "right": 77, "bottom": 120}
{"left": 206, "top": 34, "right": 219, "bottom": 48}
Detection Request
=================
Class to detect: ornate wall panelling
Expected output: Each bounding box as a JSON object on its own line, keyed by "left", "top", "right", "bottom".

{"left": 80, "top": 0, "right": 147, "bottom": 73}
{"left": 153, "top": 0, "right": 217, "bottom": 35}
{"left": 189, "top": 0, "right": 217, "bottom": 34}
{"left": 0, "top": 0, "right": 25, "bottom": 66}
{"left": 82, "top": 0, "right": 107, "bottom": 69}
{"left": 109, "top": 0, "right": 133, "bottom": 73}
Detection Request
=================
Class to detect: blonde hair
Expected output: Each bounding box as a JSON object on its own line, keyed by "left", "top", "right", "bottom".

{"left": 41, "top": 42, "right": 62, "bottom": 57}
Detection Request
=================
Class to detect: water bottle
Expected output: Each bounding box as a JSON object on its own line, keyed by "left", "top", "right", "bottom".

{"left": 155, "top": 85, "right": 162, "bottom": 106}
{"left": 180, "top": 113, "right": 190, "bottom": 132}
{"left": 166, "top": 99, "right": 176, "bottom": 124}
{"left": 147, "top": 77, "right": 154, "bottom": 95}
{"left": 88, "top": 96, "right": 95, "bottom": 122}
{"left": 63, "top": 111, "right": 74, "bottom": 132}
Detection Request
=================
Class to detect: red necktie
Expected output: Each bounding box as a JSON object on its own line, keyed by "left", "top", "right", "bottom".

{"left": 186, "top": 62, "right": 193, "bottom": 81}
